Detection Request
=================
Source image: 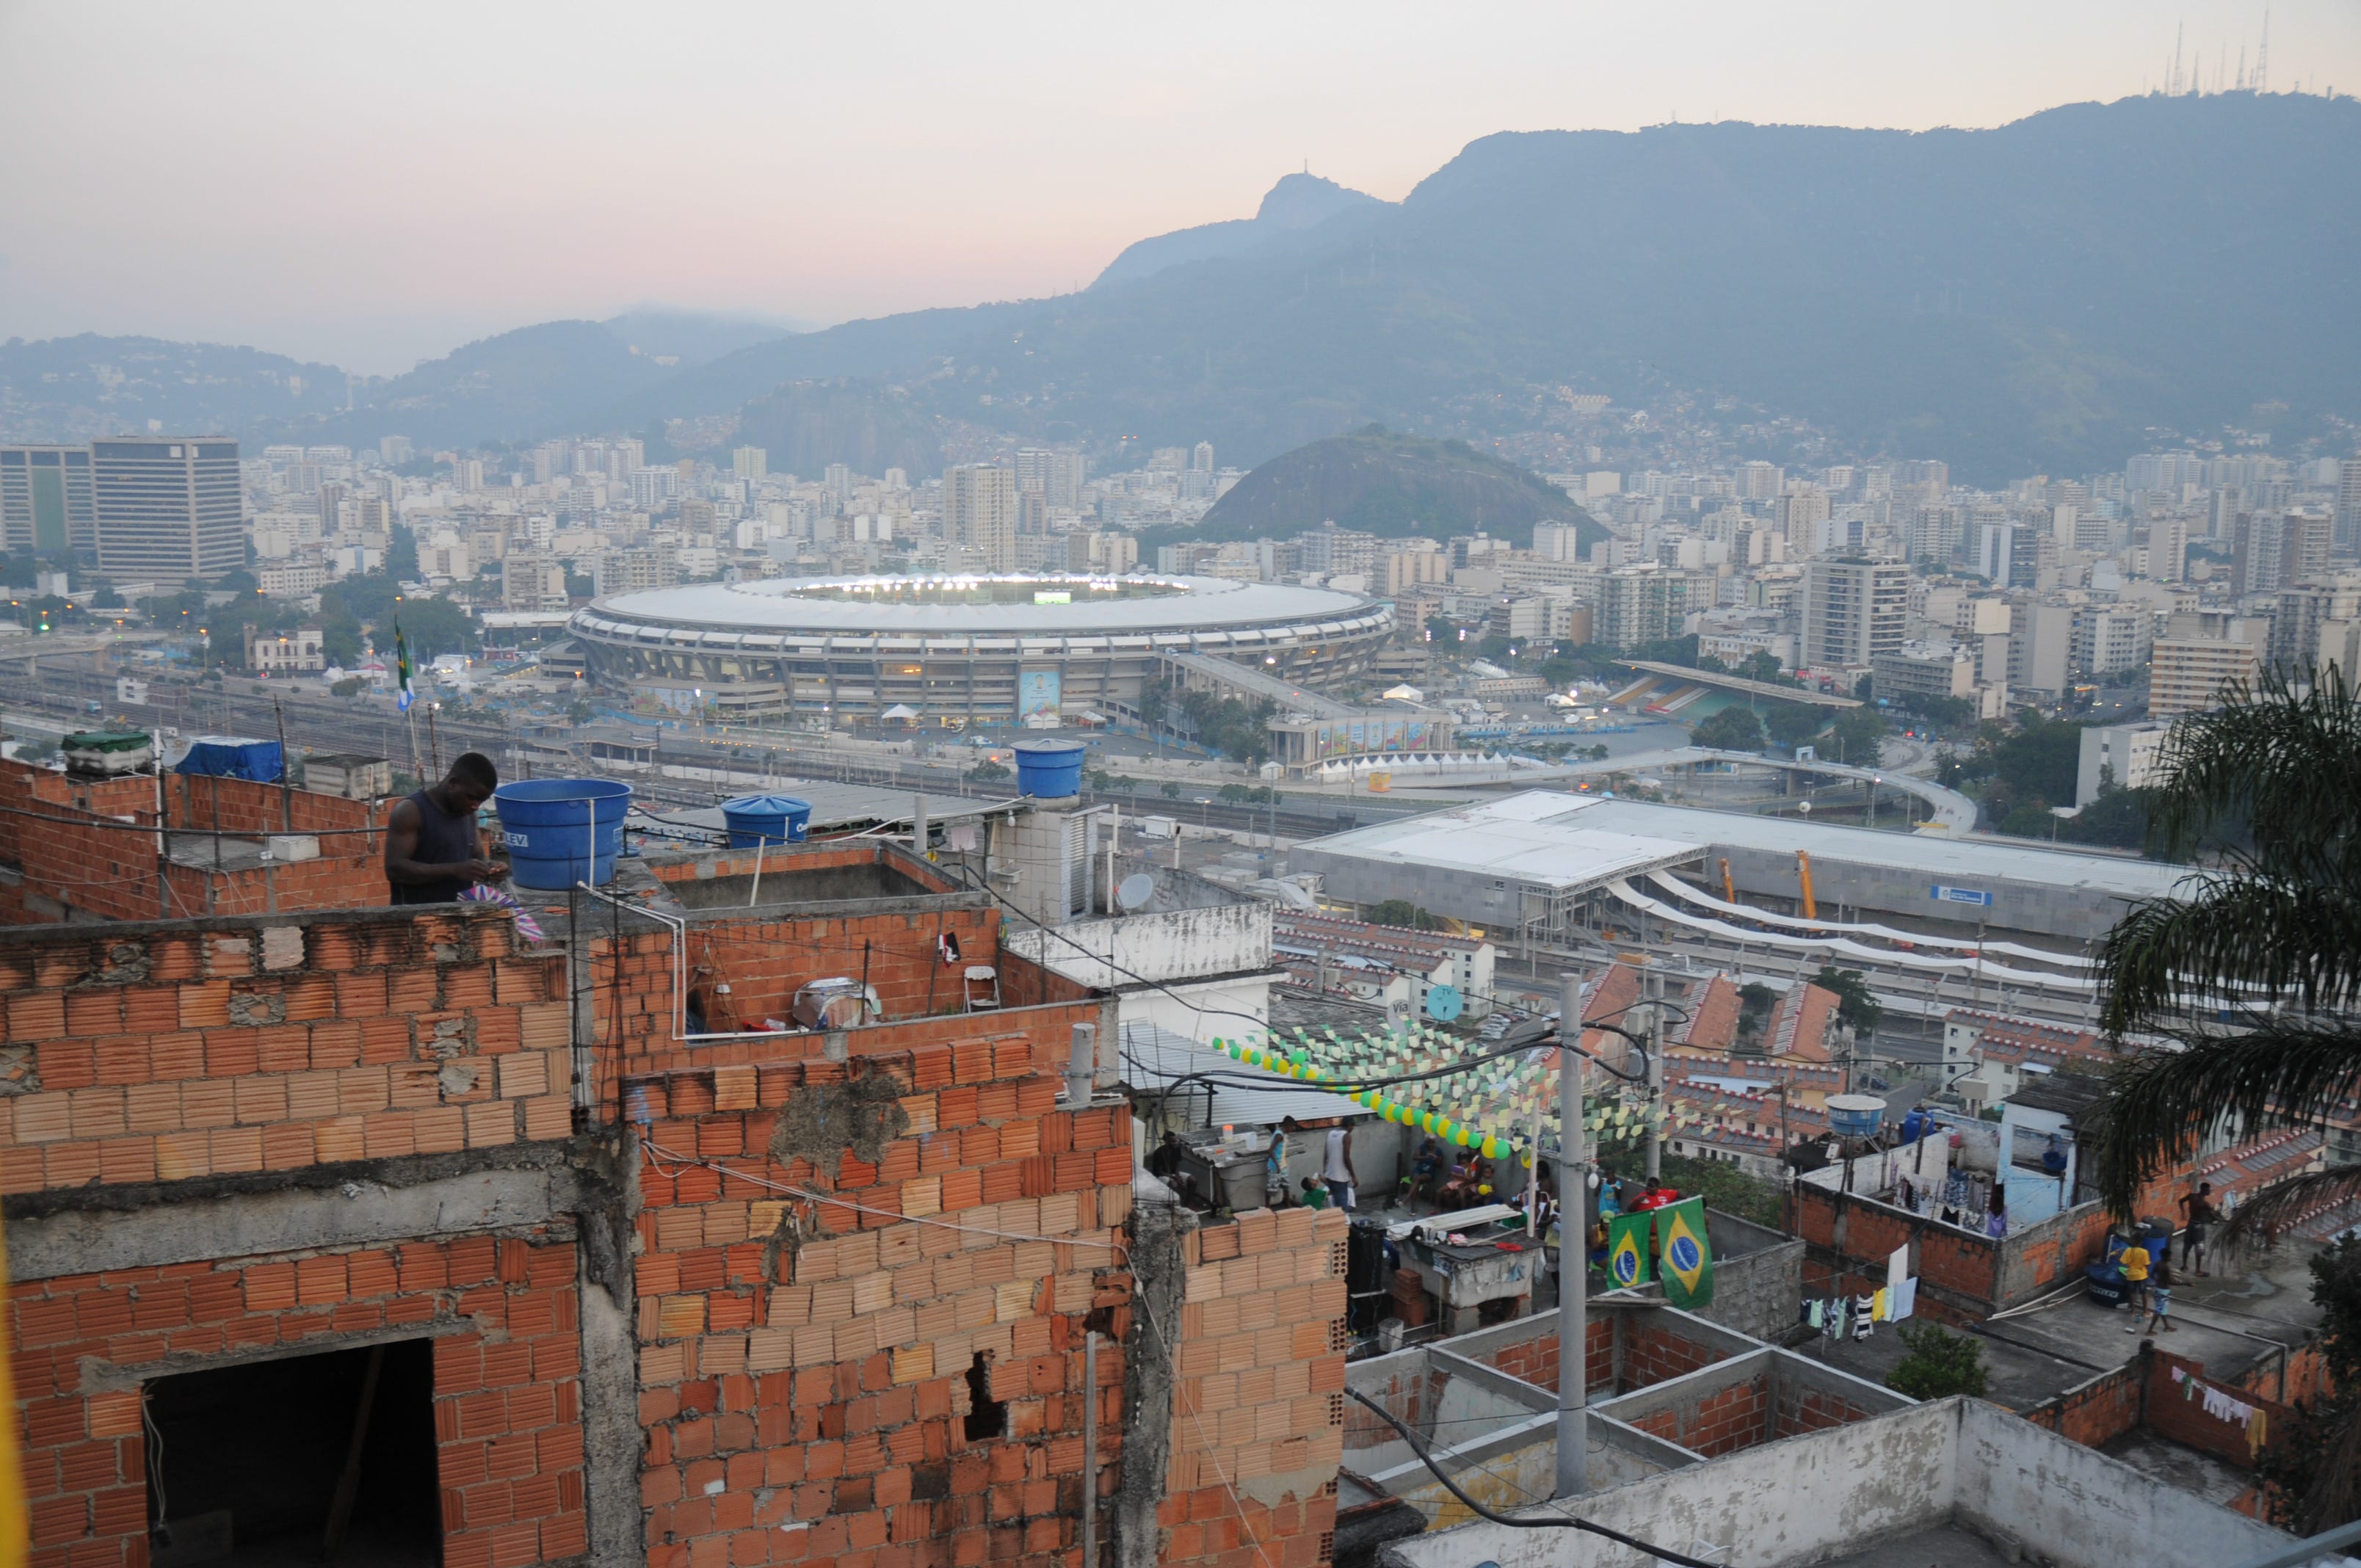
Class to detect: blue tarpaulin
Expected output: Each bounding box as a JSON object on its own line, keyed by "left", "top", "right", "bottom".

{"left": 175, "top": 736, "right": 283, "bottom": 783}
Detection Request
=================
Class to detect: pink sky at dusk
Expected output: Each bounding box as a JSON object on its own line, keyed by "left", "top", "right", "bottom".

{"left": 2, "top": 0, "right": 2351, "bottom": 374}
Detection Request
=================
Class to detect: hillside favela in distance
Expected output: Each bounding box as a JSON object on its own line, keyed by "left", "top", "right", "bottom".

{"left": 3, "top": 5, "right": 2360, "bottom": 1568}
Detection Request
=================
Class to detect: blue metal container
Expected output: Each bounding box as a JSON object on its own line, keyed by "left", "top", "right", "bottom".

{"left": 1012, "top": 739, "right": 1087, "bottom": 798}
{"left": 493, "top": 779, "right": 634, "bottom": 889}
{"left": 720, "top": 794, "right": 813, "bottom": 847}
{"left": 1825, "top": 1095, "right": 1888, "bottom": 1139}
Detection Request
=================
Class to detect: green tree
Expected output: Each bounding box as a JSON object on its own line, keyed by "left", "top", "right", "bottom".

{"left": 1595, "top": 1151, "right": 1785, "bottom": 1230}
{"left": 330, "top": 677, "right": 364, "bottom": 697}
{"left": 967, "top": 759, "right": 1011, "bottom": 783}
{"left": 1765, "top": 702, "right": 1825, "bottom": 751}
{"left": 1367, "top": 900, "right": 1443, "bottom": 931}
{"left": 2092, "top": 673, "right": 2361, "bottom": 1530}
{"left": 1159, "top": 779, "right": 1181, "bottom": 799}
{"left": 1828, "top": 705, "right": 1887, "bottom": 766}
{"left": 1810, "top": 965, "right": 1883, "bottom": 1034}
{"left": 2095, "top": 671, "right": 2361, "bottom": 1228}
{"left": 385, "top": 595, "right": 479, "bottom": 661}
{"left": 386, "top": 524, "right": 419, "bottom": 581}
{"left": 1689, "top": 705, "right": 1766, "bottom": 752}
{"left": 2255, "top": 1238, "right": 2361, "bottom": 1532}
{"left": 1884, "top": 1321, "right": 1990, "bottom": 1399}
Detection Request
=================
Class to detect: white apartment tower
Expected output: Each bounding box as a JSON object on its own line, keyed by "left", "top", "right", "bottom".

{"left": 92, "top": 436, "right": 243, "bottom": 580}
{"left": 1799, "top": 559, "right": 1907, "bottom": 671}
{"left": 942, "top": 464, "right": 1018, "bottom": 572}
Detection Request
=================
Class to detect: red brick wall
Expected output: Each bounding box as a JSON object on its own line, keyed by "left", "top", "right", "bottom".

{"left": 12, "top": 1234, "right": 587, "bottom": 1568}
{"left": 0, "top": 761, "right": 391, "bottom": 921}
{"left": 1169, "top": 1205, "right": 1344, "bottom": 1568}
{"left": 1774, "top": 1379, "right": 1879, "bottom": 1439}
{"left": 588, "top": 926, "right": 1107, "bottom": 1116}
{"left": 1470, "top": 1323, "right": 1605, "bottom": 1394}
{"left": 2023, "top": 1363, "right": 2144, "bottom": 1447}
{"left": 0, "top": 910, "right": 569, "bottom": 1194}
{"left": 1622, "top": 1373, "right": 1769, "bottom": 1459}
{"left": 1622, "top": 1322, "right": 1722, "bottom": 1390}
{"left": 624, "top": 1036, "right": 1141, "bottom": 1568}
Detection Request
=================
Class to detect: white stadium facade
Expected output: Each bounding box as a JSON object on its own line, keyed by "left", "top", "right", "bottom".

{"left": 565, "top": 573, "right": 1393, "bottom": 722}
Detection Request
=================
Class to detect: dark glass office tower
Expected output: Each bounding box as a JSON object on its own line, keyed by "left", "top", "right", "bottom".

{"left": 0, "top": 446, "right": 99, "bottom": 562}
{"left": 92, "top": 436, "right": 242, "bottom": 581}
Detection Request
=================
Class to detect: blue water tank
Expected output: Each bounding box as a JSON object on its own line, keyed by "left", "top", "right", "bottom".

{"left": 493, "top": 779, "right": 634, "bottom": 890}
{"left": 1012, "top": 739, "right": 1087, "bottom": 799}
{"left": 721, "top": 794, "right": 812, "bottom": 848}
{"left": 1826, "top": 1095, "right": 1888, "bottom": 1139}
{"left": 1900, "top": 1109, "right": 1929, "bottom": 1145}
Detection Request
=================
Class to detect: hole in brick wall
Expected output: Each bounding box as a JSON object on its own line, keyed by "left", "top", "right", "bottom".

{"left": 964, "top": 1351, "right": 1007, "bottom": 1442}
{"left": 145, "top": 1338, "right": 439, "bottom": 1568}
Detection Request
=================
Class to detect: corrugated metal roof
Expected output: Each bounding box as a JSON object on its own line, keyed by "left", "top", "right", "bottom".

{"left": 1120, "top": 1023, "right": 1366, "bottom": 1128}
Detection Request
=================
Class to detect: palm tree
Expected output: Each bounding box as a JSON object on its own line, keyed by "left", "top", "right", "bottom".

{"left": 2093, "top": 668, "right": 2361, "bottom": 1533}
{"left": 2095, "top": 667, "right": 2361, "bottom": 1228}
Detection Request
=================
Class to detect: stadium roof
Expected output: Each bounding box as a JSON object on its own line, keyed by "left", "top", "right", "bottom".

{"left": 584, "top": 573, "right": 1374, "bottom": 636}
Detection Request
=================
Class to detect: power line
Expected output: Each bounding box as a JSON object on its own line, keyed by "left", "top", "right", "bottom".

{"left": 1341, "top": 1388, "right": 1722, "bottom": 1568}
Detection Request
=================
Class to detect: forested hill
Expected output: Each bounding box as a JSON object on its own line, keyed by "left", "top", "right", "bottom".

{"left": 1191, "top": 427, "right": 1606, "bottom": 549}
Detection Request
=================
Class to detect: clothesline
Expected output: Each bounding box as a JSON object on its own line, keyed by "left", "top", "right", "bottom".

{"left": 2169, "top": 1364, "right": 2270, "bottom": 1457}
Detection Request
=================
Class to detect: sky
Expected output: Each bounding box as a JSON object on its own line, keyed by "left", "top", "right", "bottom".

{"left": 3, "top": 1, "right": 2352, "bottom": 376}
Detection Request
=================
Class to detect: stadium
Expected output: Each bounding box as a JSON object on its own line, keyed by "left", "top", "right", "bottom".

{"left": 565, "top": 572, "right": 1394, "bottom": 722}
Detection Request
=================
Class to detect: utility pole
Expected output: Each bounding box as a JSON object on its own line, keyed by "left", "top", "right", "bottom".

{"left": 1644, "top": 968, "right": 1665, "bottom": 1183}
{"left": 1556, "top": 970, "right": 1588, "bottom": 1499}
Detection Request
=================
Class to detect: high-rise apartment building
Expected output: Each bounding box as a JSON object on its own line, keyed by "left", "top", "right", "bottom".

{"left": 2150, "top": 636, "right": 2259, "bottom": 717}
{"left": 1736, "top": 462, "right": 1784, "bottom": 501}
{"left": 1013, "top": 450, "right": 1086, "bottom": 512}
{"left": 731, "top": 446, "right": 767, "bottom": 482}
{"left": 2072, "top": 603, "right": 2153, "bottom": 682}
{"left": 1192, "top": 441, "right": 1214, "bottom": 474}
{"left": 1799, "top": 559, "right": 1907, "bottom": 669}
{"left": 91, "top": 437, "right": 242, "bottom": 580}
{"left": 941, "top": 464, "right": 1017, "bottom": 571}
{"left": 1891, "top": 459, "right": 1950, "bottom": 500}
{"left": 2335, "top": 459, "right": 2361, "bottom": 556}
{"left": 0, "top": 446, "right": 98, "bottom": 561}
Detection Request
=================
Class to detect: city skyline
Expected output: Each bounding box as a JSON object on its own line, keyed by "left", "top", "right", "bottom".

{"left": 3, "top": 1, "right": 2351, "bottom": 372}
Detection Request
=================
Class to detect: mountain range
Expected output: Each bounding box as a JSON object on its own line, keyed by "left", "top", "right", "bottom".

{"left": 4, "top": 93, "right": 2354, "bottom": 481}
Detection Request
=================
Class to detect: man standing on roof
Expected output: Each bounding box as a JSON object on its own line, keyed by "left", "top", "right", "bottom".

{"left": 385, "top": 752, "right": 507, "bottom": 904}
{"left": 1323, "top": 1122, "right": 1357, "bottom": 1211}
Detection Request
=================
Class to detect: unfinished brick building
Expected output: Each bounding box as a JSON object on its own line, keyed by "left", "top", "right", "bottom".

{"left": 0, "top": 817, "right": 1348, "bottom": 1568}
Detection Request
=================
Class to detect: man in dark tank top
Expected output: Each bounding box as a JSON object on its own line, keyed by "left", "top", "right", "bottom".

{"left": 385, "top": 752, "right": 507, "bottom": 904}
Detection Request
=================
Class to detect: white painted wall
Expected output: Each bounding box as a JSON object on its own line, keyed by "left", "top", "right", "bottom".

{"left": 1382, "top": 1398, "right": 2286, "bottom": 1568}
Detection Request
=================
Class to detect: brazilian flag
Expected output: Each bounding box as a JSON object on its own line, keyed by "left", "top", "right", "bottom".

{"left": 1605, "top": 1211, "right": 1652, "bottom": 1290}
{"left": 1658, "top": 1197, "right": 1714, "bottom": 1309}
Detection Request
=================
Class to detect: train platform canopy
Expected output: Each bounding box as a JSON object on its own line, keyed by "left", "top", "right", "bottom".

{"left": 1294, "top": 792, "right": 1702, "bottom": 898}
{"left": 1296, "top": 790, "right": 2196, "bottom": 945}
{"left": 1552, "top": 795, "right": 2191, "bottom": 904}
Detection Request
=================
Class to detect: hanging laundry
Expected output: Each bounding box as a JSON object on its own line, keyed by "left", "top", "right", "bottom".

{"left": 1890, "top": 1277, "right": 1918, "bottom": 1320}
{"left": 1872, "top": 1287, "right": 1890, "bottom": 1321}
{"left": 2249, "top": 1409, "right": 2268, "bottom": 1458}
{"left": 1887, "top": 1245, "right": 1910, "bottom": 1292}
{"left": 1853, "top": 1294, "right": 1876, "bottom": 1340}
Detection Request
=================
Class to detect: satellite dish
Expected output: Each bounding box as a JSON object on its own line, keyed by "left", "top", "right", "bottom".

{"left": 1116, "top": 873, "right": 1156, "bottom": 911}
{"left": 1426, "top": 984, "right": 1465, "bottom": 1023}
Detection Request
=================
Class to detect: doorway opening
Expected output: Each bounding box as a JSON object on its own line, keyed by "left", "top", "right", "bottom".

{"left": 145, "top": 1337, "right": 441, "bottom": 1568}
